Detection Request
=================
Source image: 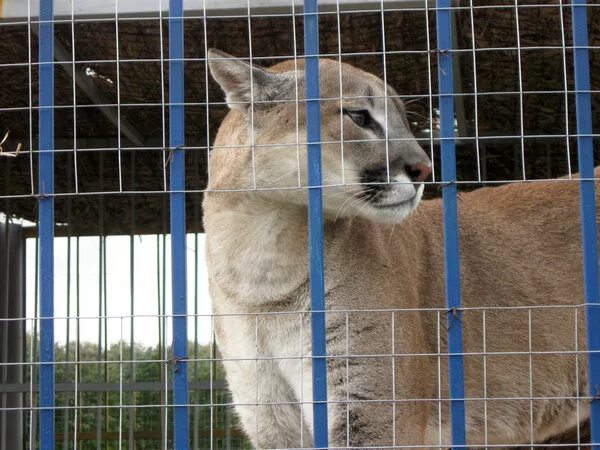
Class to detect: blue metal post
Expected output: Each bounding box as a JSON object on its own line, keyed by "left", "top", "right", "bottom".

{"left": 436, "top": 1, "right": 466, "bottom": 447}
{"left": 38, "top": 0, "right": 55, "bottom": 448}
{"left": 169, "top": 0, "right": 189, "bottom": 448}
{"left": 303, "top": 0, "right": 329, "bottom": 446}
{"left": 571, "top": 2, "right": 600, "bottom": 448}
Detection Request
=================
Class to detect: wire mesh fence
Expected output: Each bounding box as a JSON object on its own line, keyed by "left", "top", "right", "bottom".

{"left": 1, "top": 0, "right": 600, "bottom": 448}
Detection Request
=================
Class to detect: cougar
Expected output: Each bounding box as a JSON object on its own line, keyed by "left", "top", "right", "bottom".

{"left": 203, "top": 48, "right": 592, "bottom": 448}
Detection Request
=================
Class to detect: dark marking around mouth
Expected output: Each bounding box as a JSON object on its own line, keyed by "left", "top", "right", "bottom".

{"left": 359, "top": 165, "right": 418, "bottom": 209}
{"left": 359, "top": 166, "right": 390, "bottom": 202}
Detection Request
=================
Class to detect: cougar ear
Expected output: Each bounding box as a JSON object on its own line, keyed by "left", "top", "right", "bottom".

{"left": 207, "top": 48, "right": 295, "bottom": 113}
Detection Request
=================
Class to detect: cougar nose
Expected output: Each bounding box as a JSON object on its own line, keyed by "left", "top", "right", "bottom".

{"left": 405, "top": 162, "right": 432, "bottom": 183}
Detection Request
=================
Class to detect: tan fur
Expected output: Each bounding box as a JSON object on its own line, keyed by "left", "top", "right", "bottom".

{"left": 204, "top": 50, "right": 591, "bottom": 448}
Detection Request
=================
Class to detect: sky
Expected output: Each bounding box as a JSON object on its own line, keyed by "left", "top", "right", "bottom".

{"left": 25, "top": 233, "right": 214, "bottom": 346}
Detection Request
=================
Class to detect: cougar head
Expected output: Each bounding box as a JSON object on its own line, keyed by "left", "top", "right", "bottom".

{"left": 207, "top": 49, "right": 431, "bottom": 224}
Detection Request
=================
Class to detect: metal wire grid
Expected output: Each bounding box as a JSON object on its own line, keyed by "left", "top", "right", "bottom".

{"left": 0, "top": 303, "right": 597, "bottom": 449}
{"left": 0, "top": 0, "right": 599, "bottom": 449}
{"left": 1, "top": 3, "right": 600, "bottom": 199}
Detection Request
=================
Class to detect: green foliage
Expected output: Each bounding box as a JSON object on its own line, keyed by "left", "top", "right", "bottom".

{"left": 25, "top": 336, "right": 252, "bottom": 449}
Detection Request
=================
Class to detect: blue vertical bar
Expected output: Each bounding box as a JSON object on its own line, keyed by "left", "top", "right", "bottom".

{"left": 571, "top": 2, "right": 600, "bottom": 448}
{"left": 38, "top": 0, "right": 55, "bottom": 448}
{"left": 303, "top": 0, "right": 329, "bottom": 447}
{"left": 169, "top": 0, "right": 189, "bottom": 448}
{"left": 436, "top": 1, "right": 466, "bottom": 447}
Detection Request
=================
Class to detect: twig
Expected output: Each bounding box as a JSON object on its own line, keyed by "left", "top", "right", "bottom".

{"left": 0, "top": 130, "right": 24, "bottom": 158}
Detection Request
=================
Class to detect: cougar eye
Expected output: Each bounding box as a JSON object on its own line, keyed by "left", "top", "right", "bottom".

{"left": 343, "top": 108, "right": 371, "bottom": 128}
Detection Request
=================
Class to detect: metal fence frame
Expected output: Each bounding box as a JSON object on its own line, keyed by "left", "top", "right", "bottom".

{"left": 13, "top": 0, "right": 600, "bottom": 448}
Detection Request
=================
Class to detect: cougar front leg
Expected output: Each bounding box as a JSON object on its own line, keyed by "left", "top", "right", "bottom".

{"left": 223, "top": 357, "right": 310, "bottom": 448}
{"left": 325, "top": 316, "right": 432, "bottom": 448}
{"left": 329, "top": 403, "right": 430, "bottom": 448}
{"left": 215, "top": 311, "right": 313, "bottom": 448}
{"left": 327, "top": 364, "right": 429, "bottom": 448}
{"left": 325, "top": 351, "right": 396, "bottom": 447}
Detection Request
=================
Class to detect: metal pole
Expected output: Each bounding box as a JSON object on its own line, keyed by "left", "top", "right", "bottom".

{"left": 38, "top": 0, "right": 55, "bottom": 447}
{"left": 303, "top": 0, "right": 329, "bottom": 447}
{"left": 436, "top": 0, "right": 466, "bottom": 447}
{"left": 571, "top": 1, "right": 600, "bottom": 448}
{"left": 168, "top": 0, "right": 189, "bottom": 448}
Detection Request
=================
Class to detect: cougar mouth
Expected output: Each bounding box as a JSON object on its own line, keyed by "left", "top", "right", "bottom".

{"left": 358, "top": 164, "right": 424, "bottom": 222}
{"left": 371, "top": 197, "right": 416, "bottom": 209}
{"left": 361, "top": 166, "right": 421, "bottom": 204}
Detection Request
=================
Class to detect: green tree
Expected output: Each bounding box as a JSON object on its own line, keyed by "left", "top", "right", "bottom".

{"left": 24, "top": 335, "right": 252, "bottom": 449}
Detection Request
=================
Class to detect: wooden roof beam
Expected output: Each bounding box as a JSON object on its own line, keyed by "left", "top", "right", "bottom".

{"left": 1, "top": 0, "right": 430, "bottom": 21}
{"left": 51, "top": 36, "right": 146, "bottom": 147}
